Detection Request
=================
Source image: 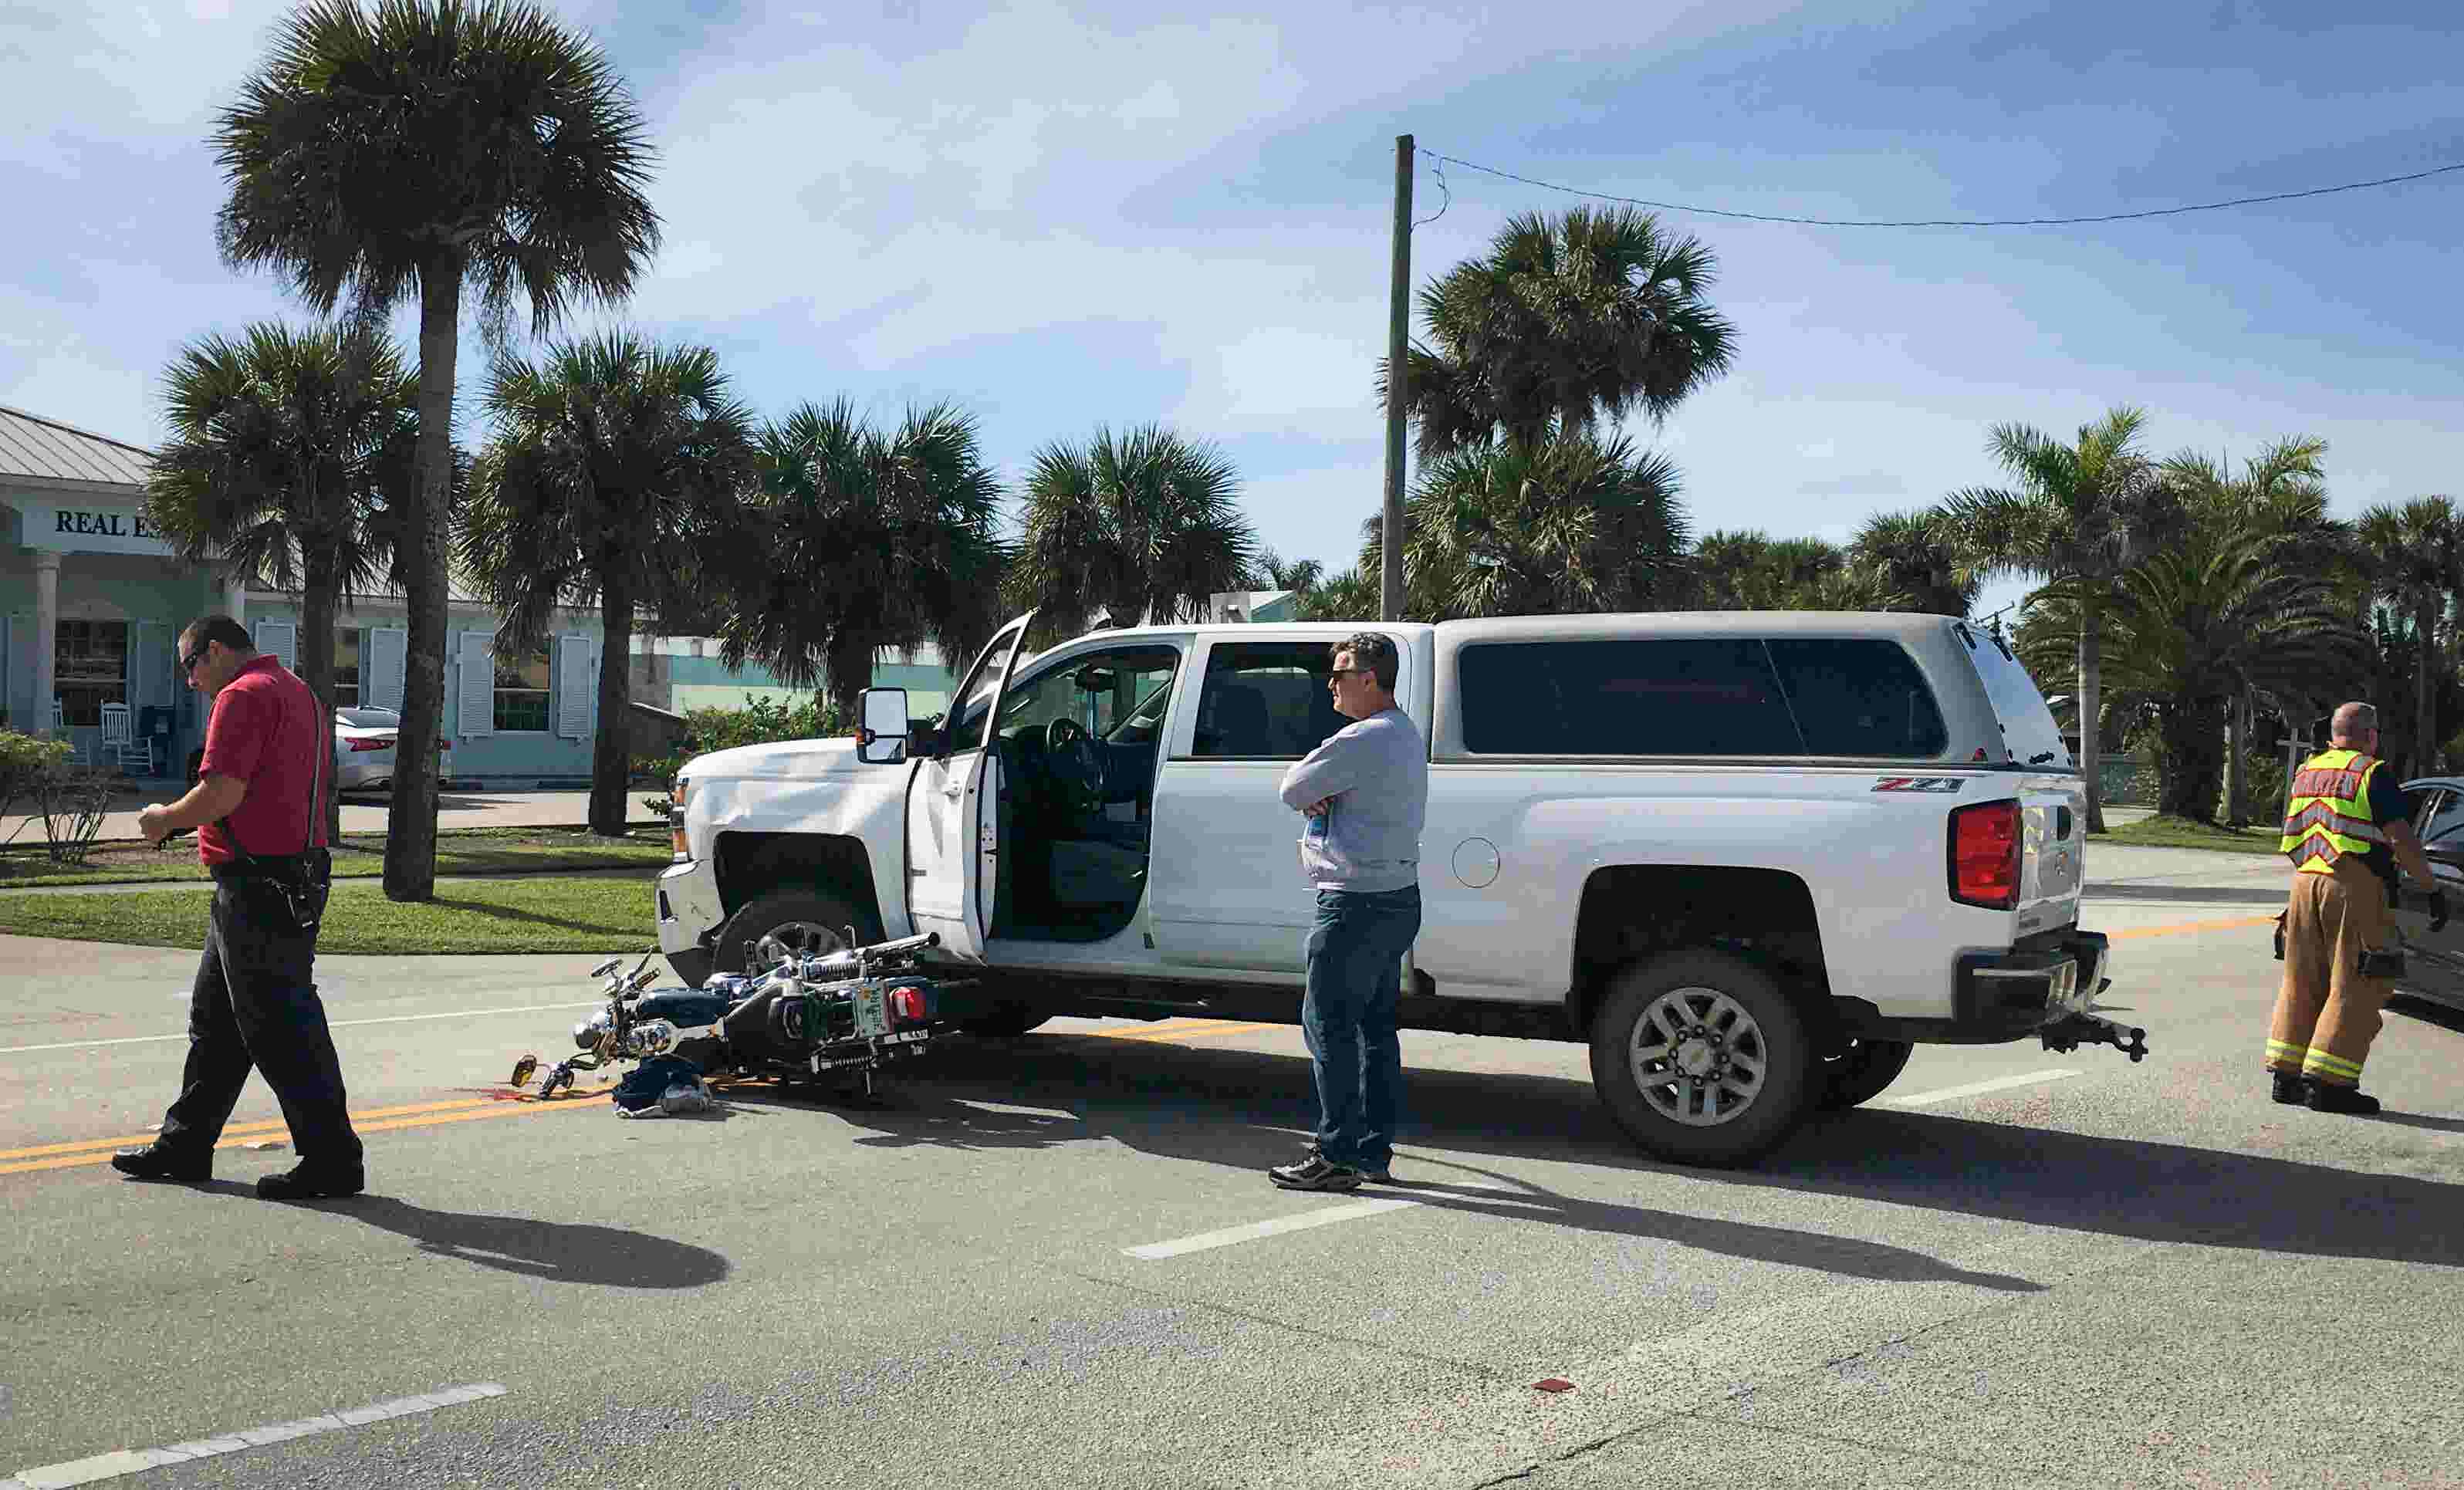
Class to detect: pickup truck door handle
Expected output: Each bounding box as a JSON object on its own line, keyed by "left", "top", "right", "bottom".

{"left": 942, "top": 784, "right": 964, "bottom": 799}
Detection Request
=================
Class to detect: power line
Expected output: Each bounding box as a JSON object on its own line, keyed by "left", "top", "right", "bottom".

{"left": 1420, "top": 147, "right": 2464, "bottom": 229}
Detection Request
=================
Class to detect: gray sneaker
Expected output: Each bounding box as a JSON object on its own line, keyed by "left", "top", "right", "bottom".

{"left": 1268, "top": 1154, "right": 1362, "bottom": 1191}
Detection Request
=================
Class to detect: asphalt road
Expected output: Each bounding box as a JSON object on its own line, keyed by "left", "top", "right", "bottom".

{"left": 3, "top": 855, "right": 2461, "bottom": 1488}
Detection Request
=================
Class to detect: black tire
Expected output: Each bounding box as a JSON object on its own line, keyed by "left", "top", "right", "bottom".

{"left": 1588, "top": 950, "right": 1816, "bottom": 1169}
{"left": 712, "top": 889, "right": 882, "bottom": 978}
{"left": 1819, "top": 1037, "right": 1915, "bottom": 1110}
{"left": 958, "top": 1005, "right": 1053, "bottom": 1039}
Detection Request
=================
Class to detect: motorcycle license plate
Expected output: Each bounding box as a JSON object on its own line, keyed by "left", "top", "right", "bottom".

{"left": 852, "top": 985, "right": 891, "bottom": 1039}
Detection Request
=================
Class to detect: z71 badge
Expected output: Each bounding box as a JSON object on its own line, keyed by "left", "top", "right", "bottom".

{"left": 1871, "top": 776, "right": 1965, "bottom": 792}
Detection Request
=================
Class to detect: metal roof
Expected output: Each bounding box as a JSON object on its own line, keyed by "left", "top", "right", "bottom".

{"left": 0, "top": 404, "right": 154, "bottom": 492}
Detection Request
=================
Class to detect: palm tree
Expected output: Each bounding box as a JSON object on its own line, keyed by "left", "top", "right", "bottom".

{"left": 146, "top": 321, "right": 419, "bottom": 839}
{"left": 1943, "top": 408, "right": 2178, "bottom": 833}
{"left": 458, "top": 334, "right": 757, "bottom": 836}
{"left": 1384, "top": 206, "right": 1738, "bottom": 458}
{"left": 1690, "top": 532, "right": 1847, "bottom": 610}
{"left": 215, "top": 0, "right": 660, "bottom": 900}
{"left": 1851, "top": 510, "right": 1980, "bottom": 617}
{"left": 1384, "top": 433, "right": 1689, "bottom": 619}
{"left": 1007, "top": 426, "right": 1257, "bottom": 643}
{"left": 1290, "top": 563, "right": 1383, "bottom": 623}
{"left": 715, "top": 400, "right": 1009, "bottom": 717}
{"left": 2354, "top": 497, "right": 2463, "bottom": 779}
{"left": 2161, "top": 438, "right": 2333, "bottom": 818}
{"left": 2016, "top": 522, "right": 2365, "bottom": 822}
{"left": 1249, "top": 548, "right": 1327, "bottom": 595}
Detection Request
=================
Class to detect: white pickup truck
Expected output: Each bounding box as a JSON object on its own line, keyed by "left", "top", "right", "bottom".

{"left": 654, "top": 610, "right": 2140, "bottom": 1166}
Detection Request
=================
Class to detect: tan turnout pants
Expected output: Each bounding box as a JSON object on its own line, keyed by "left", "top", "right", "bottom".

{"left": 2266, "top": 856, "right": 2394, "bottom": 1088}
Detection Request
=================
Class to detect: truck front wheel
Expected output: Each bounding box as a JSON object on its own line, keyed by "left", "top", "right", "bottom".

{"left": 713, "top": 890, "right": 882, "bottom": 977}
{"left": 1589, "top": 951, "right": 1815, "bottom": 1168}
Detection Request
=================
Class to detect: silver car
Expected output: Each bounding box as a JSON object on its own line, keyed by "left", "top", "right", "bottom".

{"left": 333, "top": 707, "right": 400, "bottom": 795}
{"left": 2390, "top": 776, "right": 2464, "bottom": 1015}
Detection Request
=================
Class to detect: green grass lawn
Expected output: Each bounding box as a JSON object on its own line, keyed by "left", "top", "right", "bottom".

{"left": 2093, "top": 814, "right": 2285, "bottom": 855}
{"left": 0, "top": 826, "right": 673, "bottom": 889}
{"left": 0, "top": 871, "right": 666, "bottom": 954}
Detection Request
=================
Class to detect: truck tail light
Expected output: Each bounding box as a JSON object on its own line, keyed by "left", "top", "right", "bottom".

{"left": 1949, "top": 799, "right": 2022, "bottom": 910}
{"left": 888, "top": 985, "right": 931, "bottom": 1023}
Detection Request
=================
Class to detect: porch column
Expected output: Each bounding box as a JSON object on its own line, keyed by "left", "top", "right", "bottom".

{"left": 223, "top": 571, "right": 246, "bottom": 628}
{"left": 31, "top": 551, "right": 59, "bottom": 734}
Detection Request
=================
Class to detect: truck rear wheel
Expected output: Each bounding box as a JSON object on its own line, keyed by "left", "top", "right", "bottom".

{"left": 1819, "top": 1037, "right": 1915, "bottom": 1110}
{"left": 1588, "top": 951, "right": 1815, "bottom": 1168}
{"left": 713, "top": 890, "right": 881, "bottom": 977}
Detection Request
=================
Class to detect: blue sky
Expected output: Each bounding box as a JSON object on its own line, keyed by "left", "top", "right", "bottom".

{"left": 5, "top": 0, "right": 2459, "bottom": 623}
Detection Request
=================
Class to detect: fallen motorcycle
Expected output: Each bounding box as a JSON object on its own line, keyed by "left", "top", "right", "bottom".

{"left": 509, "top": 931, "right": 962, "bottom": 1103}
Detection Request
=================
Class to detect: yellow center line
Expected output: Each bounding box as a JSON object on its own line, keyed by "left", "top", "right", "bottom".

{"left": 2107, "top": 914, "right": 2276, "bottom": 940}
{"left": 2, "top": 910, "right": 2266, "bottom": 1181}
{"left": 1094, "top": 1020, "right": 1284, "bottom": 1042}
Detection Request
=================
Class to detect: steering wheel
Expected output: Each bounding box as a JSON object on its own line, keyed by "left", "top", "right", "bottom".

{"left": 1042, "top": 718, "right": 1106, "bottom": 815}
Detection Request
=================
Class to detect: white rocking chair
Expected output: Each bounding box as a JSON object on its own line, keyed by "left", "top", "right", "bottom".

{"left": 99, "top": 702, "right": 153, "bottom": 776}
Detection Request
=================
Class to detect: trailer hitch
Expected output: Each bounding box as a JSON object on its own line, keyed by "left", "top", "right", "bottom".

{"left": 2039, "top": 1010, "right": 2148, "bottom": 1063}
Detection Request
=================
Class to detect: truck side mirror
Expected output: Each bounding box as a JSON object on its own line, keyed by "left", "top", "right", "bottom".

{"left": 856, "top": 688, "right": 909, "bottom": 764}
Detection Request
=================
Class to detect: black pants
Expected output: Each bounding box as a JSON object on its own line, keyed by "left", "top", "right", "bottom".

{"left": 156, "top": 876, "right": 363, "bottom": 1171}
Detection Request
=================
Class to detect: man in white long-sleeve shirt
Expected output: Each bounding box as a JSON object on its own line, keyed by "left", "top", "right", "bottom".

{"left": 1269, "top": 633, "right": 1428, "bottom": 1191}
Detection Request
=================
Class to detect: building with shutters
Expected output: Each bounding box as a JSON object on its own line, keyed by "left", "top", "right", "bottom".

{"left": 2, "top": 402, "right": 962, "bottom": 789}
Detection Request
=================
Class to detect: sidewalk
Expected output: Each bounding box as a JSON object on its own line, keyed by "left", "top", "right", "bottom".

{"left": 3, "top": 787, "right": 664, "bottom": 848}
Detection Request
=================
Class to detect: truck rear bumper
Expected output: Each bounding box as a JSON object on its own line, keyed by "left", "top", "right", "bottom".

{"left": 657, "top": 859, "right": 726, "bottom": 988}
{"left": 1844, "top": 930, "right": 2111, "bottom": 1045}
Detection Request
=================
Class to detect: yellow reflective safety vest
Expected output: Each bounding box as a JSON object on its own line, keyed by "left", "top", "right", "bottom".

{"left": 2280, "top": 748, "right": 2388, "bottom": 873}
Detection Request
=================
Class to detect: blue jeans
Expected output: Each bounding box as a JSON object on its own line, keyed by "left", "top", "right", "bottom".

{"left": 1300, "top": 885, "right": 1422, "bottom": 1171}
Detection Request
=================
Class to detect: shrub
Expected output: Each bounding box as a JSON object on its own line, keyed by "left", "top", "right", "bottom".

{"left": 638, "top": 695, "right": 850, "bottom": 816}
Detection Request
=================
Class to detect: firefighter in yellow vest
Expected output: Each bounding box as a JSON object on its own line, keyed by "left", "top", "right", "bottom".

{"left": 2270, "top": 701, "right": 2445, "bottom": 1114}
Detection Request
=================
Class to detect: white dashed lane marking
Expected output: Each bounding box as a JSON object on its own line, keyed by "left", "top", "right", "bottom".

{"left": 2, "top": 1384, "right": 506, "bottom": 1488}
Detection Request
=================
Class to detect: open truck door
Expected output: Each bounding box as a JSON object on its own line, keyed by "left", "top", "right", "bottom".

{"left": 887, "top": 613, "right": 1035, "bottom": 962}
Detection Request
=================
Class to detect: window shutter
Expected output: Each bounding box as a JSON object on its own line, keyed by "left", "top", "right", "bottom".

{"left": 130, "top": 622, "right": 168, "bottom": 709}
{"left": 457, "top": 630, "right": 495, "bottom": 738}
{"left": 367, "top": 627, "right": 407, "bottom": 711}
{"left": 254, "top": 620, "right": 299, "bottom": 671}
{"left": 555, "top": 634, "right": 593, "bottom": 738}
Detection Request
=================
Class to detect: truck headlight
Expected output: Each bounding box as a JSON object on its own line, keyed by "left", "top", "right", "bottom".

{"left": 670, "top": 777, "right": 691, "bottom": 861}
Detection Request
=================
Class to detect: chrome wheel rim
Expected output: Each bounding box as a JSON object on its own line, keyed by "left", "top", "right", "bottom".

{"left": 1628, "top": 985, "right": 1769, "bottom": 1127}
{"left": 751, "top": 920, "right": 847, "bottom": 971}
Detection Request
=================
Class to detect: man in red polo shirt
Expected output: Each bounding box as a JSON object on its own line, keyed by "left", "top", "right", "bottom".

{"left": 112, "top": 614, "right": 364, "bottom": 1200}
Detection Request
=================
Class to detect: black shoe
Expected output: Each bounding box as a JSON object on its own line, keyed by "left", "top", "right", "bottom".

{"left": 2270, "top": 1071, "right": 2306, "bottom": 1106}
{"left": 1268, "top": 1154, "right": 1362, "bottom": 1191}
{"left": 256, "top": 1164, "right": 365, "bottom": 1201}
{"left": 2303, "top": 1079, "right": 2381, "bottom": 1117}
{"left": 110, "top": 1145, "right": 211, "bottom": 1183}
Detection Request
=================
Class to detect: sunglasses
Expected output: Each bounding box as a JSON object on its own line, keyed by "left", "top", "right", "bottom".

{"left": 179, "top": 644, "right": 208, "bottom": 678}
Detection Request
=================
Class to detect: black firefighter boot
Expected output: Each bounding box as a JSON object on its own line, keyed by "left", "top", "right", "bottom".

{"left": 2303, "top": 1078, "right": 2383, "bottom": 1116}
{"left": 2270, "top": 1070, "right": 2306, "bottom": 1106}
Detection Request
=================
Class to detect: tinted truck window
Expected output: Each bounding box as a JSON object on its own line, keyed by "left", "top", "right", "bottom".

{"left": 1459, "top": 639, "right": 1801, "bottom": 755}
{"left": 1460, "top": 637, "right": 1949, "bottom": 758}
{"left": 1763, "top": 639, "right": 1947, "bottom": 757}
{"left": 1191, "top": 642, "right": 1357, "bottom": 759}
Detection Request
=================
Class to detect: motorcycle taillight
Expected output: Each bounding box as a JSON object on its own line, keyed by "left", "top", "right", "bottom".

{"left": 888, "top": 985, "right": 931, "bottom": 1023}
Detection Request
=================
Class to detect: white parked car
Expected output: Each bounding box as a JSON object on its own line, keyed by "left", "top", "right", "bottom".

{"left": 332, "top": 707, "right": 400, "bottom": 795}
{"left": 655, "top": 610, "right": 2138, "bottom": 1167}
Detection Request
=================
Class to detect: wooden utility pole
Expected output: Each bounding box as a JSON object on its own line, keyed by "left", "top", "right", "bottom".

{"left": 1381, "top": 133, "right": 1413, "bottom": 622}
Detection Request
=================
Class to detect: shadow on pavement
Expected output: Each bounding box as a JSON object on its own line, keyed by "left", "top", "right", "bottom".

{"left": 300, "top": 1194, "right": 732, "bottom": 1288}
{"left": 789, "top": 1030, "right": 2464, "bottom": 1279}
